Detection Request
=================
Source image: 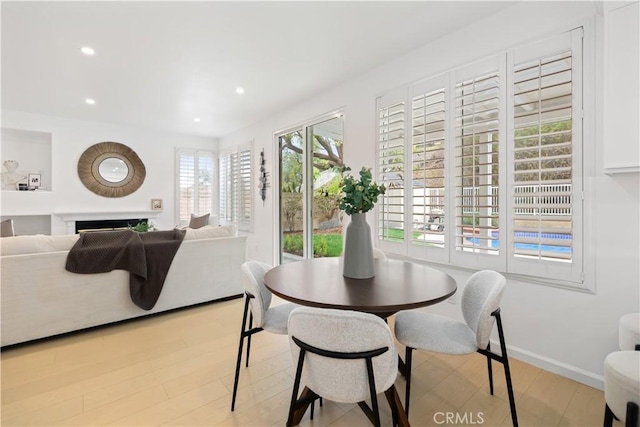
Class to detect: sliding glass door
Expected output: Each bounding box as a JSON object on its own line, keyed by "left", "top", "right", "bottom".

{"left": 278, "top": 115, "right": 344, "bottom": 263}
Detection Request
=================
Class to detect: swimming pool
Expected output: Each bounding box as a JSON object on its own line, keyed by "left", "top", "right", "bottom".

{"left": 465, "top": 231, "right": 572, "bottom": 254}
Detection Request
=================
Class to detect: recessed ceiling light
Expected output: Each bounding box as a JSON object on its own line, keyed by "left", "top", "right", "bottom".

{"left": 235, "top": 87, "right": 245, "bottom": 95}
{"left": 81, "top": 46, "right": 95, "bottom": 56}
{"left": 193, "top": 117, "right": 201, "bottom": 123}
{"left": 85, "top": 98, "right": 96, "bottom": 105}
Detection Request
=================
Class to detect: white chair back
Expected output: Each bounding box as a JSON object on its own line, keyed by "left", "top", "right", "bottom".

{"left": 372, "top": 248, "right": 387, "bottom": 259}
{"left": 461, "top": 270, "right": 506, "bottom": 349}
{"left": 288, "top": 307, "right": 398, "bottom": 403}
{"left": 240, "top": 261, "right": 273, "bottom": 327}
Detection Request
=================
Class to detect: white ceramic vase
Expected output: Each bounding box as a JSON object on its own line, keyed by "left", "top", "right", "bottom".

{"left": 343, "top": 212, "right": 375, "bottom": 279}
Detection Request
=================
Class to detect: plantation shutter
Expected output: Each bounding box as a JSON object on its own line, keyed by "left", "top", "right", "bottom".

{"left": 196, "top": 153, "right": 214, "bottom": 217}
{"left": 376, "top": 92, "right": 406, "bottom": 244}
{"left": 508, "top": 28, "right": 583, "bottom": 283}
{"left": 219, "top": 152, "right": 236, "bottom": 224}
{"left": 177, "top": 149, "right": 215, "bottom": 227}
{"left": 454, "top": 60, "right": 501, "bottom": 258}
{"left": 219, "top": 145, "right": 253, "bottom": 230}
{"left": 218, "top": 154, "right": 231, "bottom": 223}
{"left": 410, "top": 75, "right": 449, "bottom": 261}
{"left": 178, "top": 150, "right": 196, "bottom": 226}
{"left": 238, "top": 149, "right": 252, "bottom": 224}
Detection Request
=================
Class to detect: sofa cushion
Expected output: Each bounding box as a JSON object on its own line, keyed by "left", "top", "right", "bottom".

{"left": 189, "top": 213, "right": 210, "bottom": 229}
{"left": 183, "top": 224, "right": 238, "bottom": 240}
{"left": 1, "top": 234, "right": 79, "bottom": 256}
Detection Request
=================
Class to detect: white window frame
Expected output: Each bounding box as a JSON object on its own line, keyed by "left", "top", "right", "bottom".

{"left": 375, "top": 24, "right": 591, "bottom": 291}
{"left": 506, "top": 29, "right": 584, "bottom": 284}
{"left": 175, "top": 148, "right": 216, "bottom": 227}
{"left": 219, "top": 142, "right": 254, "bottom": 232}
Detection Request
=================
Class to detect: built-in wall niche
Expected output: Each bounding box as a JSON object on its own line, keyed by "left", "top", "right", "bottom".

{"left": 1, "top": 215, "right": 51, "bottom": 235}
{"left": 1, "top": 128, "right": 53, "bottom": 191}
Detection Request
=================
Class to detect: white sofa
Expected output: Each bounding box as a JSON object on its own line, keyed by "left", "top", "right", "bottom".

{"left": 0, "top": 226, "right": 247, "bottom": 346}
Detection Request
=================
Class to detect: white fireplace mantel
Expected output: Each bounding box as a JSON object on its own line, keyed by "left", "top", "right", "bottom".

{"left": 54, "top": 210, "right": 162, "bottom": 234}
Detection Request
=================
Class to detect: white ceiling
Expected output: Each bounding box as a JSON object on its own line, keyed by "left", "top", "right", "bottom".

{"left": 2, "top": 1, "right": 511, "bottom": 138}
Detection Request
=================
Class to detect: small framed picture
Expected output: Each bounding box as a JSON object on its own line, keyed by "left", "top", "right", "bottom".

{"left": 151, "top": 198, "right": 163, "bottom": 210}
{"left": 28, "top": 173, "right": 41, "bottom": 188}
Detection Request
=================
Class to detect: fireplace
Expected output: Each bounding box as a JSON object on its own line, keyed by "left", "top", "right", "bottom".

{"left": 54, "top": 211, "right": 161, "bottom": 235}
{"left": 75, "top": 218, "right": 147, "bottom": 234}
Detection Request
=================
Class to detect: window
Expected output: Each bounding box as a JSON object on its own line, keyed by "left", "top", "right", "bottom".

{"left": 219, "top": 145, "right": 253, "bottom": 231}
{"left": 176, "top": 149, "right": 214, "bottom": 227}
{"left": 375, "top": 28, "right": 584, "bottom": 286}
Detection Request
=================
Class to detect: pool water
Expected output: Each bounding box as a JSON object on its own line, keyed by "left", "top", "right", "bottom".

{"left": 466, "top": 231, "right": 572, "bottom": 254}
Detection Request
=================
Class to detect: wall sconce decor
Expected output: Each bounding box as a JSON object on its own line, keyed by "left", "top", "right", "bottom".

{"left": 258, "top": 149, "right": 269, "bottom": 204}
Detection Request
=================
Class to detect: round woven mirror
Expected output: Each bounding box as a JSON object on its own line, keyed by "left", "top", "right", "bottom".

{"left": 78, "top": 142, "right": 146, "bottom": 197}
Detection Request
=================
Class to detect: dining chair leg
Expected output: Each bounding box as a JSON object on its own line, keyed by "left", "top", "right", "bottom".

{"left": 231, "top": 295, "right": 251, "bottom": 411}
{"left": 246, "top": 312, "right": 253, "bottom": 367}
{"left": 365, "top": 356, "right": 381, "bottom": 427}
{"left": 404, "top": 346, "right": 413, "bottom": 417}
{"left": 287, "top": 348, "right": 307, "bottom": 427}
{"left": 309, "top": 396, "right": 323, "bottom": 419}
{"left": 486, "top": 342, "right": 494, "bottom": 395}
{"left": 604, "top": 403, "right": 614, "bottom": 427}
{"left": 627, "top": 402, "right": 639, "bottom": 427}
{"left": 495, "top": 311, "right": 518, "bottom": 427}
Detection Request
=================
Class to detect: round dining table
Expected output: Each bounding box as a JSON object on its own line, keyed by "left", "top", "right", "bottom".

{"left": 264, "top": 256, "right": 457, "bottom": 426}
{"left": 264, "top": 257, "right": 458, "bottom": 318}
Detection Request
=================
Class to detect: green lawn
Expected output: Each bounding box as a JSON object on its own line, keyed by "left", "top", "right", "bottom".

{"left": 321, "top": 234, "right": 343, "bottom": 257}
{"left": 283, "top": 228, "right": 439, "bottom": 257}
{"left": 381, "top": 228, "right": 423, "bottom": 241}
{"left": 283, "top": 233, "right": 343, "bottom": 257}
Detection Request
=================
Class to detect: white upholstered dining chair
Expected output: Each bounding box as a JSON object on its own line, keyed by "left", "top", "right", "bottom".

{"left": 287, "top": 307, "right": 408, "bottom": 427}
{"left": 603, "top": 313, "right": 640, "bottom": 427}
{"left": 394, "top": 270, "right": 518, "bottom": 426}
{"left": 231, "top": 261, "right": 299, "bottom": 411}
{"left": 372, "top": 248, "right": 387, "bottom": 259}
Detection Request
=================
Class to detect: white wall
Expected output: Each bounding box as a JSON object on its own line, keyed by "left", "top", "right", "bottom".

{"left": 220, "top": 1, "right": 640, "bottom": 388}
{"left": 1, "top": 110, "right": 216, "bottom": 233}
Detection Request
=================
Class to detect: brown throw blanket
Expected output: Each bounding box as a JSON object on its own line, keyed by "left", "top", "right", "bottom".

{"left": 65, "top": 229, "right": 186, "bottom": 310}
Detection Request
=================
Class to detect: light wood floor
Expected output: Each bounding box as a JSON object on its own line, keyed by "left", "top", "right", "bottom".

{"left": 1, "top": 297, "right": 615, "bottom": 426}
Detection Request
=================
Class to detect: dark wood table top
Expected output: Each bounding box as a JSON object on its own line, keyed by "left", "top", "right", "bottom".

{"left": 264, "top": 257, "right": 457, "bottom": 316}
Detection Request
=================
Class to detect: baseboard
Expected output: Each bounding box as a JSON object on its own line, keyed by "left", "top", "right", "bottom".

{"left": 494, "top": 340, "right": 605, "bottom": 390}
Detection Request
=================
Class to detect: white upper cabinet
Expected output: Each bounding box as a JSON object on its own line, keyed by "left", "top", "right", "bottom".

{"left": 604, "top": 2, "right": 640, "bottom": 174}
